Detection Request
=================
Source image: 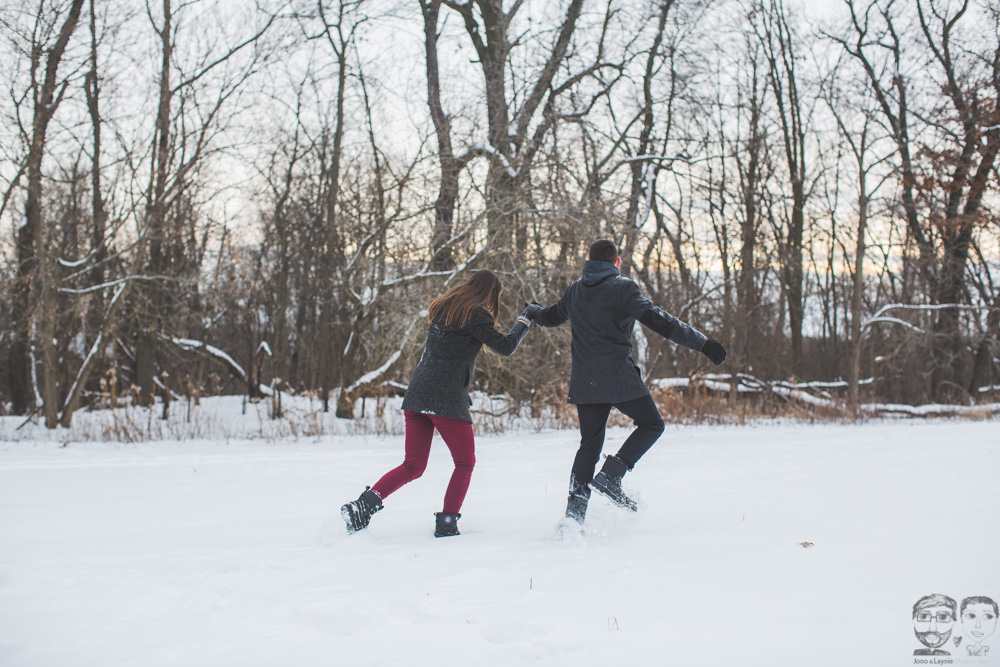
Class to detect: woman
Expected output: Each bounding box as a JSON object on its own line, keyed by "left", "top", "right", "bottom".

{"left": 341, "top": 270, "right": 541, "bottom": 537}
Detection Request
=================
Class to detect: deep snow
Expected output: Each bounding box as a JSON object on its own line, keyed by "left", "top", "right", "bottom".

{"left": 1, "top": 413, "right": 998, "bottom": 666}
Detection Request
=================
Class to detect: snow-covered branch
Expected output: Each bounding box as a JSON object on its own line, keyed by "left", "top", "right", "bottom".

{"left": 621, "top": 153, "right": 691, "bottom": 166}
{"left": 345, "top": 349, "right": 403, "bottom": 394}
{"left": 57, "top": 251, "right": 95, "bottom": 268}
{"left": 862, "top": 303, "right": 988, "bottom": 332}
{"left": 379, "top": 268, "right": 463, "bottom": 291}
{"left": 456, "top": 142, "right": 519, "bottom": 178}
{"left": 58, "top": 275, "right": 159, "bottom": 295}
{"left": 343, "top": 317, "right": 423, "bottom": 395}
{"left": 862, "top": 316, "right": 925, "bottom": 333}
{"left": 161, "top": 336, "right": 246, "bottom": 380}
{"left": 344, "top": 219, "right": 482, "bottom": 315}
{"left": 378, "top": 228, "right": 488, "bottom": 296}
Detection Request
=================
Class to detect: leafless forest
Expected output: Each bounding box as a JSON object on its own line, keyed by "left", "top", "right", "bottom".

{"left": 1, "top": 0, "right": 998, "bottom": 428}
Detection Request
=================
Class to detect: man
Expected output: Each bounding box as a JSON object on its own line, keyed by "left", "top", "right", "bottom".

{"left": 912, "top": 594, "right": 957, "bottom": 656}
{"left": 534, "top": 239, "right": 727, "bottom": 525}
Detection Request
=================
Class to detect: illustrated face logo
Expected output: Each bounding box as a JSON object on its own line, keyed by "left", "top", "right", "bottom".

{"left": 911, "top": 594, "right": 999, "bottom": 656}
{"left": 912, "top": 594, "right": 958, "bottom": 653}
{"left": 961, "top": 600, "right": 998, "bottom": 645}
{"left": 914, "top": 606, "right": 955, "bottom": 649}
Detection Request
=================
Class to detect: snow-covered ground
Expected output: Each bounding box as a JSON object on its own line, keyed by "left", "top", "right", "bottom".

{"left": 1, "top": 408, "right": 998, "bottom": 666}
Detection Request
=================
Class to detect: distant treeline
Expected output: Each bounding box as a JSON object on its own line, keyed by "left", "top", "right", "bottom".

{"left": 0, "top": 0, "right": 998, "bottom": 427}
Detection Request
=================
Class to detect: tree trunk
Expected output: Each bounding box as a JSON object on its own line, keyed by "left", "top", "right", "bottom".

{"left": 848, "top": 181, "right": 868, "bottom": 418}
{"left": 8, "top": 0, "right": 86, "bottom": 421}
{"left": 316, "top": 0, "right": 350, "bottom": 412}
{"left": 85, "top": 0, "right": 108, "bottom": 349}
{"left": 135, "top": 0, "right": 174, "bottom": 407}
{"left": 785, "top": 185, "right": 805, "bottom": 379}
{"left": 422, "top": 0, "right": 459, "bottom": 271}
{"left": 10, "top": 209, "right": 35, "bottom": 415}
{"left": 737, "top": 57, "right": 765, "bottom": 368}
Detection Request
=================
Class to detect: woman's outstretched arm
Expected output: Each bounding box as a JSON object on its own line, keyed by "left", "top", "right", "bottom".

{"left": 469, "top": 314, "right": 531, "bottom": 357}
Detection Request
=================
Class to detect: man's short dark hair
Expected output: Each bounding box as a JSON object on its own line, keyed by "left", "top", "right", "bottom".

{"left": 589, "top": 239, "right": 617, "bottom": 264}
{"left": 913, "top": 594, "right": 957, "bottom": 618}
{"left": 961, "top": 596, "right": 999, "bottom": 616}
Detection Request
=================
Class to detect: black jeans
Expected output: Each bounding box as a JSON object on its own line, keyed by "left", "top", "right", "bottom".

{"left": 572, "top": 393, "right": 665, "bottom": 486}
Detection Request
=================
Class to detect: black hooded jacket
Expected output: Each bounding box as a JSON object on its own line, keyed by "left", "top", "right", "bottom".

{"left": 535, "top": 260, "right": 707, "bottom": 404}
{"left": 401, "top": 307, "right": 529, "bottom": 422}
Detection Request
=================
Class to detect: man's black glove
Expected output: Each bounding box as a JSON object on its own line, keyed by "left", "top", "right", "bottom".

{"left": 521, "top": 302, "right": 543, "bottom": 321}
{"left": 702, "top": 338, "right": 727, "bottom": 365}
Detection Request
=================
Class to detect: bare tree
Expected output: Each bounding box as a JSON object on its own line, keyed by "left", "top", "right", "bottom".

{"left": 441, "top": 0, "right": 587, "bottom": 267}
{"left": 132, "top": 0, "right": 281, "bottom": 406}
{"left": 915, "top": 0, "right": 1000, "bottom": 392}
{"left": 255, "top": 66, "right": 315, "bottom": 392}
{"left": 823, "top": 70, "right": 892, "bottom": 415}
{"left": 618, "top": 0, "right": 677, "bottom": 277}
{"left": 732, "top": 36, "right": 772, "bottom": 375}
{"left": 4, "top": 0, "right": 85, "bottom": 423}
{"left": 831, "top": 0, "right": 1000, "bottom": 398}
{"left": 310, "top": 0, "right": 357, "bottom": 411}
{"left": 751, "top": 0, "right": 810, "bottom": 378}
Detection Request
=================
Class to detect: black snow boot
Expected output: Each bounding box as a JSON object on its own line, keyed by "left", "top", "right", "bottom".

{"left": 590, "top": 455, "right": 638, "bottom": 511}
{"left": 341, "top": 487, "right": 383, "bottom": 534}
{"left": 434, "top": 512, "right": 461, "bottom": 538}
{"left": 565, "top": 476, "right": 591, "bottom": 524}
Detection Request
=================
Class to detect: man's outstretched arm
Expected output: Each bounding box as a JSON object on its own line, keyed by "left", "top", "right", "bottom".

{"left": 533, "top": 292, "right": 570, "bottom": 328}
{"left": 638, "top": 308, "right": 707, "bottom": 351}
{"left": 626, "top": 283, "right": 726, "bottom": 365}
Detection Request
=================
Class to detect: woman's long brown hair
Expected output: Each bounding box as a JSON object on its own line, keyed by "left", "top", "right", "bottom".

{"left": 427, "top": 270, "right": 502, "bottom": 327}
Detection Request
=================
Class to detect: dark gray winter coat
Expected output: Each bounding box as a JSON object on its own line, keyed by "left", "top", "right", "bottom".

{"left": 535, "top": 260, "right": 707, "bottom": 405}
{"left": 401, "top": 307, "right": 529, "bottom": 422}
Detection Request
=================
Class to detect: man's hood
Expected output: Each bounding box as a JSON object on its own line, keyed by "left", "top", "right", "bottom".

{"left": 581, "top": 260, "right": 620, "bottom": 286}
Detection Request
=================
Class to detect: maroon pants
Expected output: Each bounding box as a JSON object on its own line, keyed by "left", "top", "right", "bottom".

{"left": 371, "top": 410, "right": 476, "bottom": 514}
